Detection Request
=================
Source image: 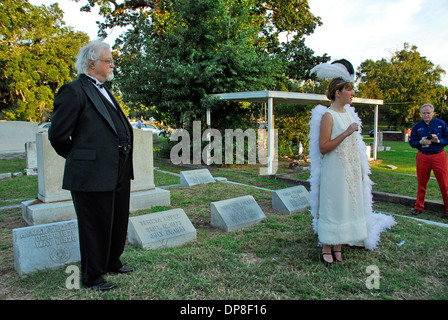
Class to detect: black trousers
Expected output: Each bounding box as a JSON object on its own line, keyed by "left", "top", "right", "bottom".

{"left": 71, "top": 152, "right": 132, "bottom": 287}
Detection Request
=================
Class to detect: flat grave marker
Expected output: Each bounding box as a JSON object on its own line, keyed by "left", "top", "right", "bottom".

{"left": 13, "top": 219, "right": 80, "bottom": 275}
{"left": 272, "top": 185, "right": 310, "bottom": 214}
{"left": 211, "top": 195, "right": 266, "bottom": 232}
{"left": 128, "top": 208, "right": 196, "bottom": 249}
{"left": 180, "top": 169, "right": 215, "bottom": 187}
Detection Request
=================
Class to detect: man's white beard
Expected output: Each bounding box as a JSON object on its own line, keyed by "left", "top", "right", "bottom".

{"left": 106, "top": 70, "right": 114, "bottom": 81}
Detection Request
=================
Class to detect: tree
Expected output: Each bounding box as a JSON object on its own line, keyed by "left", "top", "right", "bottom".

{"left": 357, "top": 43, "right": 446, "bottom": 128}
{"left": 274, "top": 36, "right": 330, "bottom": 83}
{"left": 0, "top": 0, "right": 88, "bottom": 121}
{"left": 77, "top": 0, "right": 321, "bottom": 47}
{"left": 75, "top": 0, "right": 324, "bottom": 129}
{"left": 118, "top": 0, "right": 289, "bottom": 128}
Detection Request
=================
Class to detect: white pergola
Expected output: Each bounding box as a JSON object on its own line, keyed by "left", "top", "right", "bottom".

{"left": 211, "top": 90, "right": 383, "bottom": 175}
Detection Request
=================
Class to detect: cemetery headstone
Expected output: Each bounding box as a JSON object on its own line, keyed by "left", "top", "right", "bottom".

{"left": 36, "top": 132, "right": 71, "bottom": 203}
{"left": 128, "top": 208, "right": 196, "bottom": 249}
{"left": 272, "top": 185, "right": 310, "bottom": 214}
{"left": 13, "top": 219, "right": 80, "bottom": 275}
{"left": 25, "top": 141, "right": 38, "bottom": 175}
{"left": 210, "top": 195, "right": 266, "bottom": 232}
{"left": 180, "top": 169, "right": 215, "bottom": 187}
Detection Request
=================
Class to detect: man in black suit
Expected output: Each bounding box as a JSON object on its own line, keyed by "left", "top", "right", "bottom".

{"left": 49, "top": 40, "right": 134, "bottom": 291}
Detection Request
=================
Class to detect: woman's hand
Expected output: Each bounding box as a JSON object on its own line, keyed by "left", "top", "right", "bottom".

{"left": 320, "top": 115, "right": 359, "bottom": 155}
{"left": 344, "top": 122, "right": 359, "bottom": 137}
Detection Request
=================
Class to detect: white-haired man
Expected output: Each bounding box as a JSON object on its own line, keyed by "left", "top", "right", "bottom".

{"left": 49, "top": 40, "right": 134, "bottom": 291}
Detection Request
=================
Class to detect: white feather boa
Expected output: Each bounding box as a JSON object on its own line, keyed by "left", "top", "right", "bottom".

{"left": 308, "top": 104, "right": 396, "bottom": 250}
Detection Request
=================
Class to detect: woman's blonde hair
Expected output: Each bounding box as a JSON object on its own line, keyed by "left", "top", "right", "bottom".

{"left": 326, "top": 78, "right": 354, "bottom": 101}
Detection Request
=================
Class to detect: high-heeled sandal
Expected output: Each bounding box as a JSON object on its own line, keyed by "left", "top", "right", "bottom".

{"left": 320, "top": 252, "right": 333, "bottom": 267}
{"left": 332, "top": 250, "right": 343, "bottom": 262}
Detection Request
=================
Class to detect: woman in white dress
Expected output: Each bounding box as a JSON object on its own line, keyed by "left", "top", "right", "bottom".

{"left": 308, "top": 59, "right": 396, "bottom": 267}
{"left": 318, "top": 77, "right": 366, "bottom": 266}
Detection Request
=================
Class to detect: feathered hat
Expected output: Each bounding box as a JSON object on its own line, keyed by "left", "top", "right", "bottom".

{"left": 310, "top": 58, "right": 355, "bottom": 82}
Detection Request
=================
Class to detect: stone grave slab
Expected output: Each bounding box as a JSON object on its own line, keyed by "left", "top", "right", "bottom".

{"left": 128, "top": 208, "right": 196, "bottom": 249}
{"left": 36, "top": 132, "right": 71, "bottom": 203}
{"left": 272, "top": 185, "right": 310, "bottom": 214}
{"left": 0, "top": 173, "right": 11, "bottom": 180}
{"left": 13, "top": 219, "right": 80, "bottom": 275}
{"left": 210, "top": 195, "right": 266, "bottom": 232}
{"left": 180, "top": 169, "right": 215, "bottom": 187}
{"left": 25, "top": 141, "right": 38, "bottom": 175}
{"left": 131, "top": 129, "right": 155, "bottom": 192}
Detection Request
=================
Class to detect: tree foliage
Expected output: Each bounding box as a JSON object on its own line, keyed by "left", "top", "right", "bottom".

{"left": 275, "top": 109, "right": 310, "bottom": 156}
{"left": 75, "top": 0, "right": 325, "bottom": 128}
{"left": 357, "top": 43, "right": 446, "bottom": 128}
{"left": 77, "top": 0, "right": 321, "bottom": 45}
{"left": 116, "top": 0, "right": 281, "bottom": 128}
{"left": 0, "top": 0, "right": 89, "bottom": 121}
{"left": 274, "top": 36, "right": 330, "bottom": 82}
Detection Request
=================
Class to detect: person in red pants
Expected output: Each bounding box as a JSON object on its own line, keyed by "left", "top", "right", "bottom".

{"left": 409, "top": 103, "right": 448, "bottom": 219}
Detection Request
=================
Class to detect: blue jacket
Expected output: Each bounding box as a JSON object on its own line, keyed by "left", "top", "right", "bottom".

{"left": 409, "top": 117, "right": 448, "bottom": 153}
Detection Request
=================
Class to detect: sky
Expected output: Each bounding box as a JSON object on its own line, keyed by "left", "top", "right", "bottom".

{"left": 29, "top": 0, "right": 448, "bottom": 86}
{"left": 305, "top": 0, "right": 448, "bottom": 87}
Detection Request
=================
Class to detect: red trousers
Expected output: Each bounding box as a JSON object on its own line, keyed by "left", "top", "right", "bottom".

{"left": 415, "top": 150, "right": 448, "bottom": 213}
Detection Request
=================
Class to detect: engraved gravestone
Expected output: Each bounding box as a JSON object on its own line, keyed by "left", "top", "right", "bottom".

{"left": 272, "top": 185, "right": 310, "bottom": 214}
{"left": 128, "top": 208, "right": 196, "bottom": 249}
{"left": 180, "top": 169, "right": 215, "bottom": 187}
{"left": 24, "top": 141, "right": 38, "bottom": 175}
{"left": 210, "top": 195, "right": 266, "bottom": 232}
{"left": 13, "top": 219, "right": 80, "bottom": 275}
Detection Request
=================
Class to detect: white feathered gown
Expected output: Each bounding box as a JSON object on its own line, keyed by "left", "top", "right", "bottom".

{"left": 308, "top": 105, "right": 396, "bottom": 250}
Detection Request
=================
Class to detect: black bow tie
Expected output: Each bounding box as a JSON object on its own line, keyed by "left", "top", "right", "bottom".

{"left": 87, "top": 77, "right": 104, "bottom": 88}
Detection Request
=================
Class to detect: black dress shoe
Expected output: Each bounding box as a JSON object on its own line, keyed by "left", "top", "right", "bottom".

{"left": 411, "top": 209, "right": 422, "bottom": 216}
{"left": 109, "top": 265, "right": 135, "bottom": 274}
{"left": 88, "top": 281, "right": 116, "bottom": 291}
{"left": 320, "top": 252, "right": 333, "bottom": 268}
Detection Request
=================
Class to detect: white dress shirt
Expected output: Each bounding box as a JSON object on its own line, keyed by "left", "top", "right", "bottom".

{"left": 86, "top": 75, "right": 115, "bottom": 108}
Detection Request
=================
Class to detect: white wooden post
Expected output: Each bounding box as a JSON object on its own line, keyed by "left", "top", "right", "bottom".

{"left": 373, "top": 104, "right": 379, "bottom": 160}
{"left": 267, "top": 97, "right": 274, "bottom": 175}
{"left": 206, "top": 108, "right": 211, "bottom": 165}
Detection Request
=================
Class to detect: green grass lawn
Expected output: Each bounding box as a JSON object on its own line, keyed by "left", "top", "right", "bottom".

{"left": 1, "top": 151, "right": 448, "bottom": 301}
{"left": 369, "top": 140, "right": 419, "bottom": 175}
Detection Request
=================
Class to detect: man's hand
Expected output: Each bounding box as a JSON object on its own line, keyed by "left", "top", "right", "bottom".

{"left": 420, "top": 137, "right": 432, "bottom": 145}
{"left": 421, "top": 134, "right": 440, "bottom": 145}
{"left": 429, "top": 134, "right": 440, "bottom": 143}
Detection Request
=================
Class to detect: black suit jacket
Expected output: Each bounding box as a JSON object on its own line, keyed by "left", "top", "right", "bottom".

{"left": 49, "top": 74, "right": 134, "bottom": 192}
